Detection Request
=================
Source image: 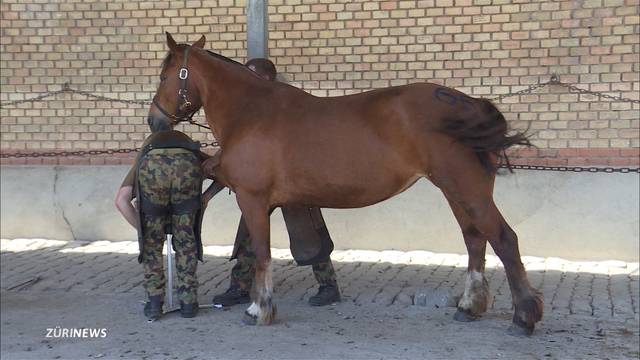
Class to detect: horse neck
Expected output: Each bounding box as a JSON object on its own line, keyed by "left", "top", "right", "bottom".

{"left": 191, "top": 50, "right": 261, "bottom": 145}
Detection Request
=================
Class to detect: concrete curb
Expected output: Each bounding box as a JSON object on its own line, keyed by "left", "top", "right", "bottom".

{"left": 1, "top": 165, "right": 638, "bottom": 261}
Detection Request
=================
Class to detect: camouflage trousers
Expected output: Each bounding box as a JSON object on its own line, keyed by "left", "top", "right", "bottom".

{"left": 139, "top": 151, "right": 201, "bottom": 304}
{"left": 230, "top": 227, "right": 338, "bottom": 291}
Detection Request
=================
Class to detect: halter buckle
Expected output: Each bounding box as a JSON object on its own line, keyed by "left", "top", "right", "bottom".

{"left": 179, "top": 68, "right": 189, "bottom": 80}
{"left": 180, "top": 101, "right": 192, "bottom": 111}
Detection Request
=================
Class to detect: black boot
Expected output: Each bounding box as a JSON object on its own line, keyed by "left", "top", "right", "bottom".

{"left": 180, "top": 301, "right": 199, "bottom": 318}
{"left": 212, "top": 286, "right": 251, "bottom": 307}
{"left": 308, "top": 285, "right": 341, "bottom": 306}
{"left": 144, "top": 295, "right": 164, "bottom": 320}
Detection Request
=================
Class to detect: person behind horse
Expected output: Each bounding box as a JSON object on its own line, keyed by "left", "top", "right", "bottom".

{"left": 115, "top": 118, "right": 223, "bottom": 320}
{"left": 211, "top": 58, "right": 341, "bottom": 308}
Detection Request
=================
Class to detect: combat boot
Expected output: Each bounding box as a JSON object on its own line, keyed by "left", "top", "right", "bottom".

{"left": 144, "top": 295, "right": 164, "bottom": 320}
{"left": 212, "top": 285, "right": 251, "bottom": 307}
{"left": 180, "top": 301, "right": 199, "bottom": 318}
{"left": 308, "top": 284, "right": 341, "bottom": 306}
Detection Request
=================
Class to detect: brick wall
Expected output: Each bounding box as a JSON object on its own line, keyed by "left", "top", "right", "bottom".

{"left": 1, "top": 0, "right": 638, "bottom": 166}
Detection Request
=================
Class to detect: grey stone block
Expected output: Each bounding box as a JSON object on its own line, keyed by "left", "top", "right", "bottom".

{"left": 394, "top": 292, "right": 413, "bottom": 306}
{"left": 413, "top": 288, "right": 454, "bottom": 308}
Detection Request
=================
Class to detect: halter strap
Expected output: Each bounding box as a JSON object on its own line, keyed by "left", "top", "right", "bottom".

{"left": 152, "top": 45, "right": 210, "bottom": 130}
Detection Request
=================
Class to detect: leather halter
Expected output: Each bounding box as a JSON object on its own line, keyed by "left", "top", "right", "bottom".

{"left": 152, "top": 46, "right": 203, "bottom": 128}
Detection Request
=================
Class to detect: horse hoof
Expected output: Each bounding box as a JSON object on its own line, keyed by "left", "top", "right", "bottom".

{"left": 453, "top": 308, "right": 479, "bottom": 322}
{"left": 242, "top": 311, "right": 258, "bottom": 326}
{"left": 508, "top": 321, "right": 534, "bottom": 337}
{"left": 512, "top": 293, "right": 543, "bottom": 333}
{"left": 257, "top": 303, "right": 277, "bottom": 326}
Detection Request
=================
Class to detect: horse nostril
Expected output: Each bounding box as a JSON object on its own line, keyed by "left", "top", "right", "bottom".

{"left": 147, "top": 116, "right": 153, "bottom": 125}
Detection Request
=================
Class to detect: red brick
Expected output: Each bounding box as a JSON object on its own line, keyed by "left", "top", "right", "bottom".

{"left": 577, "top": 148, "right": 620, "bottom": 157}
{"left": 546, "top": 158, "right": 569, "bottom": 166}
{"left": 557, "top": 148, "right": 579, "bottom": 157}
{"left": 620, "top": 148, "right": 640, "bottom": 157}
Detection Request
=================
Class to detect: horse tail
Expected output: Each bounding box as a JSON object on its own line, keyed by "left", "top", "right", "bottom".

{"left": 439, "top": 98, "right": 531, "bottom": 173}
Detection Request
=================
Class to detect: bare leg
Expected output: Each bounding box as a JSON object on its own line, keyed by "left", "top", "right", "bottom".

{"left": 236, "top": 192, "right": 276, "bottom": 325}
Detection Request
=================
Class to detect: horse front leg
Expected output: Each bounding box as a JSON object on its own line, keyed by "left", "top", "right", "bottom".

{"left": 236, "top": 192, "right": 276, "bottom": 325}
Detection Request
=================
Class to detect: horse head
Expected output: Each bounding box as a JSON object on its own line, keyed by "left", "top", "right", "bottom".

{"left": 147, "top": 32, "right": 206, "bottom": 133}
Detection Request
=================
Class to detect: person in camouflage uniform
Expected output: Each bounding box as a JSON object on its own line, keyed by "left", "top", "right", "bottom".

{"left": 116, "top": 124, "right": 220, "bottom": 320}
{"left": 138, "top": 148, "right": 202, "bottom": 313}
{"left": 212, "top": 58, "right": 340, "bottom": 308}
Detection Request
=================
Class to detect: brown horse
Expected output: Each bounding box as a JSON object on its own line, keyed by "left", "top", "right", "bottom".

{"left": 148, "top": 33, "right": 543, "bottom": 335}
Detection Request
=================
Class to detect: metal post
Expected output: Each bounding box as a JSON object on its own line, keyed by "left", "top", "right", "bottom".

{"left": 246, "top": 0, "right": 269, "bottom": 59}
{"left": 166, "top": 234, "right": 174, "bottom": 311}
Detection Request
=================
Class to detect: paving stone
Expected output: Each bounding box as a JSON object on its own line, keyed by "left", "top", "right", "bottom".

{"left": 373, "top": 285, "right": 403, "bottom": 306}
{"left": 393, "top": 291, "right": 414, "bottom": 306}
{"left": 414, "top": 288, "right": 452, "bottom": 309}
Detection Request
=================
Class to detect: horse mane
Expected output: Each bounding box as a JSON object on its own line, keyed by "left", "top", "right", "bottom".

{"left": 204, "top": 49, "right": 244, "bottom": 67}
{"left": 162, "top": 46, "right": 245, "bottom": 71}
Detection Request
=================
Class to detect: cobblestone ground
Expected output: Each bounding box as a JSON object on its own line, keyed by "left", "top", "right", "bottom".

{"left": 1, "top": 238, "right": 639, "bottom": 360}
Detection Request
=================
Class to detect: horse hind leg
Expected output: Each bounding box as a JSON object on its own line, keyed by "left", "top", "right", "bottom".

{"left": 444, "top": 195, "right": 492, "bottom": 322}
{"left": 493, "top": 215, "right": 543, "bottom": 335}
{"left": 236, "top": 192, "right": 276, "bottom": 326}
{"left": 432, "top": 157, "right": 543, "bottom": 334}
{"left": 459, "top": 200, "right": 542, "bottom": 335}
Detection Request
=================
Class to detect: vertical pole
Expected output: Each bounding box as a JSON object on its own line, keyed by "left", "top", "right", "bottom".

{"left": 246, "top": 0, "right": 269, "bottom": 60}
{"left": 166, "top": 234, "right": 174, "bottom": 310}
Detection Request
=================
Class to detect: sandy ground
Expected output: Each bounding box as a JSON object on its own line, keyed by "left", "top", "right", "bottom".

{"left": 1, "top": 289, "right": 639, "bottom": 360}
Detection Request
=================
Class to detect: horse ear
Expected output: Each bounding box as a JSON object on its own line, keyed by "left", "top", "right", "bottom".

{"left": 193, "top": 35, "right": 206, "bottom": 49}
{"left": 166, "top": 32, "right": 178, "bottom": 53}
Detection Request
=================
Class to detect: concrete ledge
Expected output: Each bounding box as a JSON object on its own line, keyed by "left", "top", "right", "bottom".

{"left": 1, "top": 165, "right": 638, "bottom": 261}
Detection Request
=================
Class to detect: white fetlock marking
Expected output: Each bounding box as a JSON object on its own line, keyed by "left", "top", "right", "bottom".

{"left": 264, "top": 260, "right": 273, "bottom": 298}
{"left": 459, "top": 270, "right": 485, "bottom": 310}
{"left": 247, "top": 302, "right": 260, "bottom": 317}
{"left": 256, "top": 261, "right": 274, "bottom": 323}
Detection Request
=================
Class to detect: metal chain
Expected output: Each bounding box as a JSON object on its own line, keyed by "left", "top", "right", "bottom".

{"left": 0, "top": 141, "right": 219, "bottom": 159}
{"left": 3, "top": 144, "right": 636, "bottom": 174}
{"left": 489, "top": 81, "right": 553, "bottom": 101}
{"left": 490, "top": 74, "right": 640, "bottom": 104}
{"left": 0, "top": 83, "right": 151, "bottom": 107}
{"left": 553, "top": 82, "right": 640, "bottom": 104}
{"left": 2, "top": 75, "right": 639, "bottom": 106}
{"left": 498, "top": 164, "right": 639, "bottom": 173}
{"left": 66, "top": 86, "right": 151, "bottom": 105}
{"left": 1, "top": 76, "right": 638, "bottom": 174}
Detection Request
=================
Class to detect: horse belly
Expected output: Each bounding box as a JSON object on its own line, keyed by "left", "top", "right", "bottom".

{"left": 275, "top": 150, "right": 423, "bottom": 209}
